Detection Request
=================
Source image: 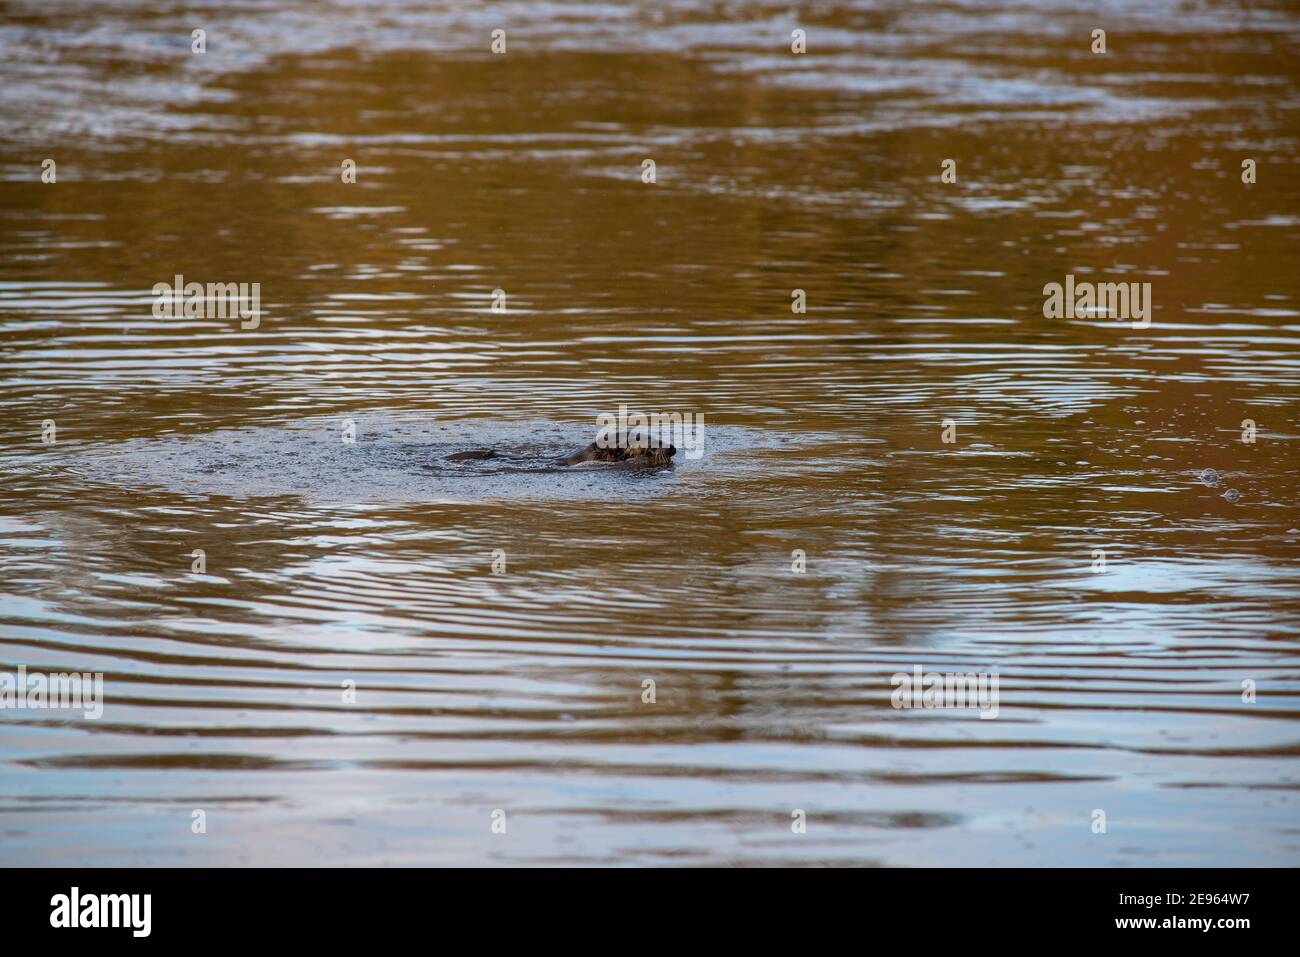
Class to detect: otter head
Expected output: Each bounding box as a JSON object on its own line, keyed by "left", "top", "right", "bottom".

{"left": 630, "top": 443, "right": 675, "bottom": 468}
{"left": 557, "top": 441, "right": 675, "bottom": 467}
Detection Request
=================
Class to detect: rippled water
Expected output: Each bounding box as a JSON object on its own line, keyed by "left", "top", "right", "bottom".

{"left": 2, "top": 0, "right": 1299, "bottom": 866}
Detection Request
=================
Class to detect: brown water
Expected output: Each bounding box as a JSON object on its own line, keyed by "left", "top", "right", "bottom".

{"left": 1, "top": 0, "right": 1299, "bottom": 866}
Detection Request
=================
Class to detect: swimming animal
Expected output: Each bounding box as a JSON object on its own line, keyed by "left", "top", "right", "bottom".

{"left": 445, "top": 442, "right": 675, "bottom": 468}
{"left": 445, "top": 449, "right": 497, "bottom": 461}
{"left": 556, "top": 442, "right": 675, "bottom": 467}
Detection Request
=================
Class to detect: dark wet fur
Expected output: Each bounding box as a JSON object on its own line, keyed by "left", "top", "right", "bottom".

{"left": 556, "top": 442, "right": 675, "bottom": 467}
{"left": 445, "top": 449, "right": 496, "bottom": 461}
{"left": 445, "top": 442, "right": 675, "bottom": 468}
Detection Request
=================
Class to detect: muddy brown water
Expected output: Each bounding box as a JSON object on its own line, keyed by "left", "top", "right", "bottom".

{"left": 1, "top": 0, "right": 1298, "bottom": 865}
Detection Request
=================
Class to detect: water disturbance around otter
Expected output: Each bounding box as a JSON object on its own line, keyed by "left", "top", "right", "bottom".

{"left": 54, "top": 417, "right": 772, "bottom": 503}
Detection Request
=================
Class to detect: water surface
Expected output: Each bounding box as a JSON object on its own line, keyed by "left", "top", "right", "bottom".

{"left": 1, "top": 0, "right": 1299, "bottom": 865}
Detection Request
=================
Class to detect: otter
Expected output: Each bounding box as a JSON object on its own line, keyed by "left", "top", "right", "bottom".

{"left": 445, "top": 449, "right": 497, "bottom": 461}
{"left": 445, "top": 443, "right": 675, "bottom": 467}
{"left": 556, "top": 442, "right": 675, "bottom": 467}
